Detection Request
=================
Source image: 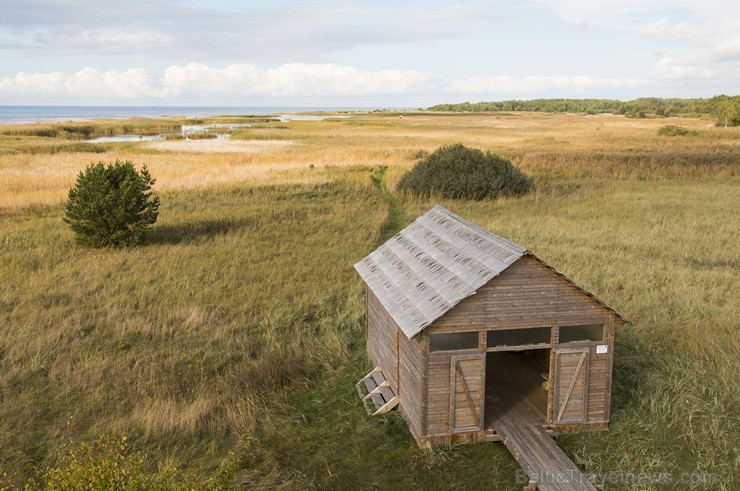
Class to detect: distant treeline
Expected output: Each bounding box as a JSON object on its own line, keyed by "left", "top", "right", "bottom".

{"left": 428, "top": 95, "right": 740, "bottom": 124}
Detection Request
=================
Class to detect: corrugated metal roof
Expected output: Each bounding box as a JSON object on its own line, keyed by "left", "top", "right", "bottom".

{"left": 355, "top": 205, "right": 627, "bottom": 339}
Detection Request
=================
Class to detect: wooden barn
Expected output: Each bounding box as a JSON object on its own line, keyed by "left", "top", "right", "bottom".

{"left": 355, "top": 205, "right": 626, "bottom": 489}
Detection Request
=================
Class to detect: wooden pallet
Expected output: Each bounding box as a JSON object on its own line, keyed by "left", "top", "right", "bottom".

{"left": 355, "top": 367, "right": 399, "bottom": 416}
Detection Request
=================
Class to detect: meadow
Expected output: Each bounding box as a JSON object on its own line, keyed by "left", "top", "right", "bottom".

{"left": 0, "top": 111, "right": 738, "bottom": 489}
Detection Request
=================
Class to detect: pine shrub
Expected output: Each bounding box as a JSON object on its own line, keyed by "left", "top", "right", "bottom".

{"left": 63, "top": 160, "right": 160, "bottom": 247}
{"left": 397, "top": 143, "right": 533, "bottom": 200}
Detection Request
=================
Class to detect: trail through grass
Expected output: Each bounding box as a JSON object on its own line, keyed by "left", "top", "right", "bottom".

{"left": 371, "top": 165, "right": 411, "bottom": 244}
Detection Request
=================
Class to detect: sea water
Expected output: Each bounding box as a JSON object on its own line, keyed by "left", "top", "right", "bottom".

{"left": 0, "top": 106, "right": 390, "bottom": 124}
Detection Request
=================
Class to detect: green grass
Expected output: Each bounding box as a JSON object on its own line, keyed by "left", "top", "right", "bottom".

{"left": 371, "top": 166, "right": 412, "bottom": 244}
{"left": 402, "top": 179, "right": 739, "bottom": 489}
{"left": 0, "top": 113, "right": 738, "bottom": 489}
{"left": 0, "top": 141, "right": 107, "bottom": 155}
{"left": 0, "top": 173, "right": 386, "bottom": 486}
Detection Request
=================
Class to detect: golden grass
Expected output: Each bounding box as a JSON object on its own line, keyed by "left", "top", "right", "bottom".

{"left": 0, "top": 149, "right": 344, "bottom": 209}
{"left": 145, "top": 139, "right": 293, "bottom": 153}
{"left": 0, "top": 111, "right": 737, "bottom": 489}
{"left": 2, "top": 111, "right": 737, "bottom": 210}
{"left": 399, "top": 179, "right": 739, "bottom": 488}
{"left": 0, "top": 175, "right": 386, "bottom": 485}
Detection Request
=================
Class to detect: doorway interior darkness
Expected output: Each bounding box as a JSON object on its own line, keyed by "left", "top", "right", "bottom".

{"left": 485, "top": 350, "right": 550, "bottom": 429}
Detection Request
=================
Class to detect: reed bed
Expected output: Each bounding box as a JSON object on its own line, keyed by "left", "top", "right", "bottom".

{"left": 2, "top": 112, "right": 737, "bottom": 210}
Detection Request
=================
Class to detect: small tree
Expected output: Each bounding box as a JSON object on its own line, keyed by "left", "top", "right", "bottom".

{"left": 64, "top": 160, "right": 160, "bottom": 247}
{"left": 716, "top": 101, "right": 738, "bottom": 127}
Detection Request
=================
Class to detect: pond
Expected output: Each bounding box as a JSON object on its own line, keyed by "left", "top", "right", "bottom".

{"left": 85, "top": 116, "right": 348, "bottom": 143}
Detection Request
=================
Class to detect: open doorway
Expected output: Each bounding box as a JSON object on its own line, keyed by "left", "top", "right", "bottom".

{"left": 485, "top": 350, "right": 550, "bottom": 429}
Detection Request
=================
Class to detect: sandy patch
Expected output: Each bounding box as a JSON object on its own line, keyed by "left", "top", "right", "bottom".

{"left": 146, "top": 139, "right": 293, "bottom": 153}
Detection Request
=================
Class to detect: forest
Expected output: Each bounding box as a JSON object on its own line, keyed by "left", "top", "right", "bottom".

{"left": 428, "top": 95, "right": 740, "bottom": 124}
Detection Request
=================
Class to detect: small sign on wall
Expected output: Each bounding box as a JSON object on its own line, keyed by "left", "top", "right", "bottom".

{"left": 596, "top": 344, "right": 608, "bottom": 354}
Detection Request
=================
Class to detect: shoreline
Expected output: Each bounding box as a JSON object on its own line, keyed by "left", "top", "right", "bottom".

{"left": 0, "top": 106, "right": 410, "bottom": 125}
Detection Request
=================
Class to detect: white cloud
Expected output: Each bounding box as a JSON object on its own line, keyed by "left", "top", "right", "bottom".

{"left": 640, "top": 18, "right": 698, "bottom": 41}
{"left": 0, "top": 63, "right": 432, "bottom": 101}
{"left": 163, "top": 63, "right": 431, "bottom": 97}
{"left": 0, "top": 67, "right": 169, "bottom": 99}
{"left": 449, "top": 75, "right": 649, "bottom": 95}
{"left": 1, "top": 2, "right": 736, "bottom": 103}
{"left": 0, "top": 1, "right": 497, "bottom": 63}
{"left": 710, "top": 38, "right": 740, "bottom": 63}
{"left": 534, "top": 0, "right": 740, "bottom": 29}
{"left": 652, "top": 58, "right": 717, "bottom": 81}
{"left": 644, "top": 18, "right": 740, "bottom": 88}
{"left": 67, "top": 27, "right": 175, "bottom": 54}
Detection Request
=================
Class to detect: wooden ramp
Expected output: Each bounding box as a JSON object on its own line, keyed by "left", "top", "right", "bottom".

{"left": 492, "top": 413, "right": 596, "bottom": 491}
{"left": 486, "top": 352, "right": 596, "bottom": 491}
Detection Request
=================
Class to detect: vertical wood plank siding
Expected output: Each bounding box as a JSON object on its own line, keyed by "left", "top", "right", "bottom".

{"left": 396, "top": 322, "right": 424, "bottom": 438}
{"left": 427, "top": 256, "right": 610, "bottom": 333}
{"left": 366, "top": 288, "right": 382, "bottom": 368}
{"left": 367, "top": 289, "right": 398, "bottom": 392}
{"left": 426, "top": 353, "right": 452, "bottom": 434}
{"left": 554, "top": 349, "right": 589, "bottom": 423}
{"left": 422, "top": 255, "right": 616, "bottom": 437}
{"left": 586, "top": 344, "right": 609, "bottom": 421}
{"left": 368, "top": 288, "right": 425, "bottom": 438}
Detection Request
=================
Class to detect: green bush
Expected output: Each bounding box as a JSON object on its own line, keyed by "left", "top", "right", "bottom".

{"left": 396, "top": 143, "right": 533, "bottom": 200}
{"left": 63, "top": 160, "right": 160, "bottom": 247}
{"left": 658, "top": 125, "right": 698, "bottom": 136}
{"left": 26, "top": 435, "right": 238, "bottom": 490}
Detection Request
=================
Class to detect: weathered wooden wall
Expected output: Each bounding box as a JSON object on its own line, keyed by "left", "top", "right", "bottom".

{"left": 426, "top": 352, "right": 453, "bottom": 435}
{"left": 367, "top": 287, "right": 425, "bottom": 439}
{"left": 367, "top": 288, "right": 398, "bottom": 392}
{"left": 428, "top": 255, "right": 610, "bottom": 333}
{"left": 421, "top": 255, "right": 617, "bottom": 438}
{"left": 396, "top": 317, "right": 425, "bottom": 440}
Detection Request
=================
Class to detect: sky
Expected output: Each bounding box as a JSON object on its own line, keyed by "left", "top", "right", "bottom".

{"left": 0, "top": 0, "right": 738, "bottom": 107}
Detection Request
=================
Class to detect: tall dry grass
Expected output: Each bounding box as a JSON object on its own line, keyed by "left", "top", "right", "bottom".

{"left": 0, "top": 111, "right": 737, "bottom": 489}
{"left": 401, "top": 179, "right": 739, "bottom": 489}
{"left": 0, "top": 174, "right": 386, "bottom": 485}
{"left": 2, "top": 112, "right": 737, "bottom": 209}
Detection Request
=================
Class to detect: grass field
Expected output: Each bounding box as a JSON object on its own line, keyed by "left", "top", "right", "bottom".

{"left": 0, "top": 112, "right": 738, "bottom": 489}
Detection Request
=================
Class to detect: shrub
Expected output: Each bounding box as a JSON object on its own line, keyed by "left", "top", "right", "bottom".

{"left": 396, "top": 143, "right": 533, "bottom": 200}
{"left": 657, "top": 125, "right": 697, "bottom": 137}
{"left": 64, "top": 160, "right": 160, "bottom": 247}
{"left": 28, "top": 435, "right": 238, "bottom": 490}
{"left": 186, "top": 132, "right": 218, "bottom": 140}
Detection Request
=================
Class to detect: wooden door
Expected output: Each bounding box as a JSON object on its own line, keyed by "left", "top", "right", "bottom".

{"left": 450, "top": 356, "right": 483, "bottom": 433}
{"left": 554, "top": 347, "right": 589, "bottom": 424}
